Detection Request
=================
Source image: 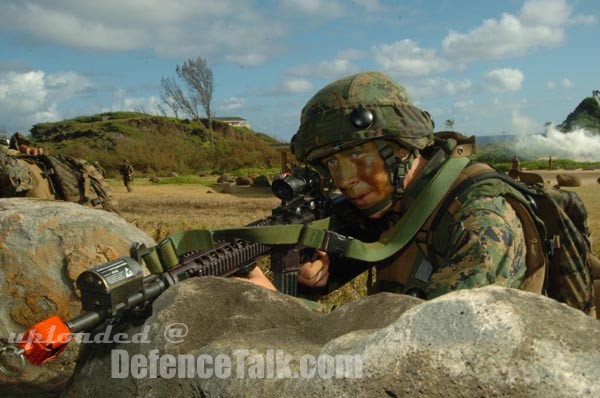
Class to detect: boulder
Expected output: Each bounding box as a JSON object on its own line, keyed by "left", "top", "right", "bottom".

{"left": 217, "top": 174, "right": 234, "bottom": 183}
{"left": 63, "top": 280, "right": 600, "bottom": 397}
{"left": 0, "top": 198, "right": 155, "bottom": 397}
{"left": 214, "top": 182, "right": 237, "bottom": 194}
{"left": 168, "top": 172, "right": 179, "bottom": 177}
{"left": 556, "top": 174, "right": 581, "bottom": 187}
{"left": 148, "top": 176, "right": 160, "bottom": 183}
{"left": 235, "top": 175, "right": 253, "bottom": 186}
{"left": 253, "top": 174, "right": 271, "bottom": 188}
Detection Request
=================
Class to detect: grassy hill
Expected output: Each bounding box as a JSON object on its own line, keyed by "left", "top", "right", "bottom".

{"left": 30, "top": 112, "right": 281, "bottom": 176}
{"left": 559, "top": 96, "right": 600, "bottom": 133}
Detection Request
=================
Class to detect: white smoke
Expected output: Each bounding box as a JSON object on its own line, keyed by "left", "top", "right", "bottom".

{"left": 515, "top": 125, "right": 600, "bottom": 162}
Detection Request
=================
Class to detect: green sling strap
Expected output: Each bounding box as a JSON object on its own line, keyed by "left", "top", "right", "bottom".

{"left": 143, "top": 156, "right": 470, "bottom": 273}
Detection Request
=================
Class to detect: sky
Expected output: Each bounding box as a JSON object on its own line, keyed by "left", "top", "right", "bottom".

{"left": 0, "top": 0, "right": 599, "bottom": 146}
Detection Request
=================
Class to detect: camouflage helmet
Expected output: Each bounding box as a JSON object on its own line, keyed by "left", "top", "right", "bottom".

{"left": 291, "top": 71, "right": 434, "bottom": 163}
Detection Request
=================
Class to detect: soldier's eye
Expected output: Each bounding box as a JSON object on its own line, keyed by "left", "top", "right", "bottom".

{"left": 325, "top": 158, "right": 337, "bottom": 167}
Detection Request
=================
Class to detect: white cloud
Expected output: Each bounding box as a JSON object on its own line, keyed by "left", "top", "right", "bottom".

{"left": 313, "top": 59, "right": 359, "bottom": 78}
{"left": 547, "top": 81, "right": 558, "bottom": 90}
{"left": 561, "top": 78, "right": 573, "bottom": 88}
{"left": 220, "top": 97, "right": 246, "bottom": 111}
{"left": 511, "top": 109, "right": 539, "bottom": 134}
{"left": 454, "top": 100, "right": 475, "bottom": 110}
{"left": 441, "top": 0, "right": 582, "bottom": 62}
{"left": 257, "top": 78, "right": 314, "bottom": 96}
{"left": 0, "top": 69, "right": 93, "bottom": 132}
{"left": 287, "top": 55, "right": 359, "bottom": 80}
{"left": 372, "top": 39, "right": 449, "bottom": 77}
{"left": 519, "top": 0, "right": 571, "bottom": 26}
{"left": 111, "top": 94, "right": 164, "bottom": 115}
{"left": 284, "top": 79, "right": 313, "bottom": 94}
{"left": 280, "top": 0, "right": 345, "bottom": 18}
{"left": 0, "top": 0, "right": 285, "bottom": 66}
{"left": 406, "top": 77, "right": 473, "bottom": 99}
{"left": 484, "top": 68, "right": 524, "bottom": 93}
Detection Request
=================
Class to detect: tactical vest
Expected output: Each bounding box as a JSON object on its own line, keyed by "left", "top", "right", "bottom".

{"left": 374, "top": 155, "right": 598, "bottom": 318}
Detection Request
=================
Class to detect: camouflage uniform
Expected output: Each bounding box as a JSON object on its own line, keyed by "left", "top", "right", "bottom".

{"left": 396, "top": 194, "right": 525, "bottom": 299}
{"left": 0, "top": 142, "right": 36, "bottom": 197}
{"left": 320, "top": 170, "right": 527, "bottom": 300}
{"left": 292, "top": 71, "right": 528, "bottom": 300}
{"left": 119, "top": 160, "right": 134, "bottom": 192}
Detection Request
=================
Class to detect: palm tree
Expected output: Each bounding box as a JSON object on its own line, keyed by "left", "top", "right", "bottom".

{"left": 444, "top": 119, "right": 455, "bottom": 130}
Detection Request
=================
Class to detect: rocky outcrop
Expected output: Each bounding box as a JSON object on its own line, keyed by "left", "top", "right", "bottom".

{"left": 0, "top": 198, "right": 155, "bottom": 397}
{"left": 253, "top": 175, "right": 272, "bottom": 188}
{"left": 556, "top": 174, "right": 582, "bottom": 187}
{"left": 64, "top": 278, "right": 600, "bottom": 397}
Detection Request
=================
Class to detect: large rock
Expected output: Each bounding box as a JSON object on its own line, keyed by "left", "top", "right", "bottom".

{"left": 252, "top": 174, "right": 271, "bottom": 188}
{"left": 0, "top": 198, "right": 155, "bottom": 397}
{"left": 556, "top": 174, "right": 582, "bottom": 187}
{"left": 235, "top": 175, "right": 253, "bottom": 186}
{"left": 63, "top": 279, "right": 600, "bottom": 397}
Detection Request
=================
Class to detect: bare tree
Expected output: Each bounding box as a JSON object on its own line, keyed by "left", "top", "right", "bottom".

{"left": 176, "top": 57, "right": 214, "bottom": 151}
{"left": 160, "top": 77, "right": 197, "bottom": 120}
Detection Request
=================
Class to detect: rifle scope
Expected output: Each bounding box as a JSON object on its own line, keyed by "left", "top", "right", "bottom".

{"left": 271, "top": 168, "right": 321, "bottom": 201}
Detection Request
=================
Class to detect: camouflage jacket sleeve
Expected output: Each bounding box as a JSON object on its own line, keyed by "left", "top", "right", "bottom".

{"left": 425, "top": 195, "right": 528, "bottom": 299}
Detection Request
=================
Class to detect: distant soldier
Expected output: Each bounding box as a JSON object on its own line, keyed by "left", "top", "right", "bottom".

{"left": 548, "top": 156, "right": 553, "bottom": 170}
{"left": 120, "top": 159, "right": 134, "bottom": 192}
{"left": 508, "top": 155, "right": 520, "bottom": 179}
{"left": 511, "top": 155, "right": 520, "bottom": 171}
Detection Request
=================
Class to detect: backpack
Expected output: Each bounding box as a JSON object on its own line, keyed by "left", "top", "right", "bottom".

{"left": 420, "top": 162, "right": 598, "bottom": 318}
{"left": 23, "top": 154, "right": 120, "bottom": 214}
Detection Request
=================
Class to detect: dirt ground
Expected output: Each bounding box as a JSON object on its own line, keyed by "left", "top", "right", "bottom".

{"left": 532, "top": 169, "right": 600, "bottom": 186}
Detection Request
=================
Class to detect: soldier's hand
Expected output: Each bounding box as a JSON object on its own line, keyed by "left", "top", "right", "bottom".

{"left": 231, "top": 266, "right": 277, "bottom": 291}
{"left": 298, "top": 250, "right": 329, "bottom": 288}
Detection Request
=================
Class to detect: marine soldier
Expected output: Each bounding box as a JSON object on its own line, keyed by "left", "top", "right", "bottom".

{"left": 0, "top": 133, "right": 46, "bottom": 198}
{"left": 119, "top": 159, "right": 134, "bottom": 192}
{"left": 247, "top": 71, "right": 529, "bottom": 300}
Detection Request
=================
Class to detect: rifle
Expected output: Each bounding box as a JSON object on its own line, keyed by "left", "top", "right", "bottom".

{"left": 0, "top": 167, "right": 340, "bottom": 376}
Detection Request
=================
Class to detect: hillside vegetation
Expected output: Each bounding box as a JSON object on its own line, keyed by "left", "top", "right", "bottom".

{"left": 559, "top": 96, "right": 600, "bottom": 133}
{"left": 30, "top": 112, "right": 281, "bottom": 176}
{"left": 28, "top": 94, "right": 600, "bottom": 177}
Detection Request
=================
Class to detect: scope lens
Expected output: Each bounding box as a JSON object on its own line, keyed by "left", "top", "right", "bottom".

{"left": 272, "top": 175, "right": 307, "bottom": 201}
{"left": 271, "top": 179, "right": 295, "bottom": 200}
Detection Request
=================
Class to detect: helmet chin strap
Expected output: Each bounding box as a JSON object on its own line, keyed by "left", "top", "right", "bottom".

{"left": 359, "top": 140, "right": 416, "bottom": 217}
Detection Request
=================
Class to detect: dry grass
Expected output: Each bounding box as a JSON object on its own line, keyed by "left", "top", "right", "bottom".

{"left": 109, "top": 171, "right": 600, "bottom": 306}
{"left": 111, "top": 183, "right": 279, "bottom": 241}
